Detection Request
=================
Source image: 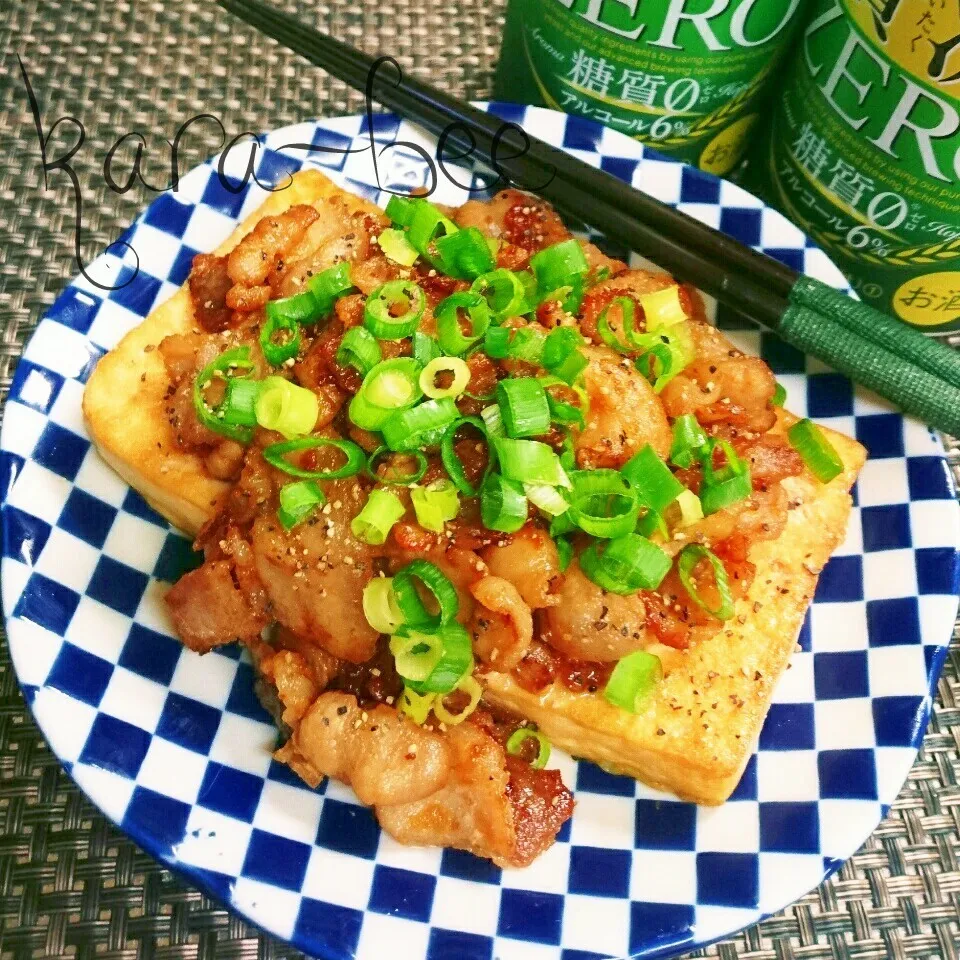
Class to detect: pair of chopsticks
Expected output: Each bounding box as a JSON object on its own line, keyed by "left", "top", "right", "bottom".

{"left": 217, "top": 0, "right": 960, "bottom": 437}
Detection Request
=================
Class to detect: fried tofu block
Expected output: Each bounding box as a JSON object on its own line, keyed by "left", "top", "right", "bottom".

{"left": 83, "top": 169, "right": 866, "bottom": 806}
{"left": 480, "top": 420, "right": 865, "bottom": 804}
{"left": 82, "top": 169, "right": 382, "bottom": 535}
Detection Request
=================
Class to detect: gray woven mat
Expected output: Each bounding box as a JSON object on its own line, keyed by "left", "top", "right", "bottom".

{"left": 1, "top": 2, "right": 959, "bottom": 958}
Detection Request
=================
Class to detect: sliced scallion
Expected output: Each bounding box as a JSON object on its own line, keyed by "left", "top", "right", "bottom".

{"left": 419, "top": 356, "right": 471, "bottom": 399}
{"left": 381, "top": 397, "right": 460, "bottom": 451}
{"left": 363, "top": 279, "right": 426, "bottom": 340}
{"left": 567, "top": 469, "right": 640, "bottom": 538}
{"left": 677, "top": 544, "right": 735, "bottom": 620}
{"left": 366, "top": 446, "right": 428, "bottom": 486}
{"left": 277, "top": 480, "right": 326, "bottom": 531}
{"left": 350, "top": 488, "right": 406, "bottom": 545}
{"left": 480, "top": 472, "right": 528, "bottom": 533}
{"left": 432, "top": 674, "right": 482, "bottom": 725}
{"left": 362, "top": 577, "right": 405, "bottom": 634}
{"left": 621, "top": 445, "right": 685, "bottom": 513}
{"left": 193, "top": 346, "right": 256, "bottom": 443}
{"left": 497, "top": 378, "right": 550, "bottom": 438}
{"left": 435, "top": 291, "right": 491, "bottom": 355}
{"left": 787, "top": 418, "right": 843, "bottom": 483}
{"left": 669, "top": 414, "right": 708, "bottom": 468}
{"left": 505, "top": 728, "right": 551, "bottom": 769}
{"left": 411, "top": 479, "right": 460, "bottom": 532}
{"left": 263, "top": 435, "right": 366, "bottom": 480}
{"left": 392, "top": 559, "right": 459, "bottom": 629}
{"left": 580, "top": 533, "right": 671, "bottom": 593}
{"left": 336, "top": 326, "right": 382, "bottom": 377}
{"left": 604, "top": 650, "right": 663, "bottom": 713}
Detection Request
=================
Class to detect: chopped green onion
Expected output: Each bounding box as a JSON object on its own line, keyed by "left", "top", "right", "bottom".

{"left": 378, "top": 227, "right": 419, "bottom": 266}
{"left": 639, "top": 285, "right": 687, "bottom": 331}
{"left": 193, "top": 346, "right": 256, "bottom": 443}
{"left": 220, "top": 377, "right": 260, "bottom": 427}
{"left": 480, "top": 472, "right": 528, "bottom": 533}
{"left": 435, "top": 226, "right": 496, "bottom": 280}
{"left": 677, "top": 544, "right": 735, "bottom": 620}
{"left": 700, "top": 438, "right": 752, "bottom": 515}
{"left": 260, "top": 301, "right": 302, "bottom": 366}
{"left": 545, "top": 393, "right": 585, "bottom": 430}
{"left": 558, "top": 432, "right": 577, "bottom": 472}
{"left": 621, "top": 445, "right": 685, "bottom": 513}
{"left": 407, "top": 201, "right": 459, "bottom": 257}
{"left": 675, "top": 489, "right": 704, "bottom": 527}
{"left": 350, "top": 488, "right": 406, "bottom": 545}
{"left": 787, "top": 418, "right": 844, "bottom": 483}
{"left": 432, "top": 674, "right": 482, "bottom": 725}
{"left": 604, "top": 650, "right": 663, "bottom": 713}
{"left": 336, "top": 326, "right": 382, "bottom": 376}
{"left": 399, "top": 685, "right": 435, "bottom": 725}
{"left": 471, "top": 269, "right": 529, "bottom": 319}
{"left": 381, "top": 397, "right": 460, "bottom": 451}
{"left": 530, "top": 239, "right": 588, "bottom": 299}
{"left": 669, "top": 414, "right": 709, "bottom": 468}
{"left": 636, "top": 508, "right": 668, "bottom": 539}
{"left": 277, "top": 480, "right": 326, "bottom": 531}
{"left": 366, "top": 446, "right": 428, "bottom": 486}
{"left": 484, "top": 324, "right": 547, "bottom": 365}
{"left": 307, "top": 262, "right": 353, "bottom": 316}
{"left": 772, "top": 381, "right": 787, "bottom": 407}
{"left": 497, "top": 438, "right": 570, "bottom": 488}
{"left": 419, "top": 357, "right": 471, "bottom": 399}
{"left": 363, "top": 279, "right": 426, "bottom": 340}
{"left": 540, "top": 376, "right": 589, "bottom": 432}
{"left": 389, "top": 629, "right": 443, "bottom": 682}
{"left": 568, "top": 469, "right": 640, "bottom": 538}
{"left": 435, "top": 292, "right": 491, "bottom": 355}
{"left": 597, "top": 296, "right": 640, "bottom": 354}
{"left": 385, "top": 195, "right": 417, "bottom": 227}
{"left": 542, "top": 326, "right": 588, "bottom": 384}
{"left": 524, "top": 482, "right": 570, "bottom": 517}
{"left": 349, "top": 358, "right": 423, "bottom": 431}
{"left": 411, "top": 479, "right": 460, "bottom": 532}
{"left": 404, "top": 621, "right": 473, "bottom": 694}
{"left": 263, "top": 435, "right": 366, "bottom": 480}
{"left": 441, "top": 417, "right": 492, "bottom": 496}
{"left": 362, "top": 577, "right": 405, "bottom": 634}
{"left": 555, "top": 536, "right": 573, "bottom": 572}
{"left": 393, "top": 559, "right": 459, "bottom": 629}
{"left": 542, "top": 327, "right": 584, "bottom": 365}
{"left": 255, "top": 376, "right": 320, "bottom": 439}
{"left": 496, "top": 378, "right": 550, "bottom": 438}
{"left": 506, "top": 728, "right": 551, "bottom": 769}
{"left": 265, "top": 288, "right": 320, "bottom": 324}
{"left": 481, "top": 403, "right": 506, "bottom": 439}
{"left": 635, "top": 322, "right": 695, "bottom": 393}
{"left": 412, "top": 331, "right": 441, "bottom": 366}
{"left": 580, "top": 533, "right": 671, "bottom": 594}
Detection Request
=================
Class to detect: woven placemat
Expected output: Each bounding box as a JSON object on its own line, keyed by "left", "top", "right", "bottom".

{"left": 1, "top": 3, "right": 959, "bottom": 958}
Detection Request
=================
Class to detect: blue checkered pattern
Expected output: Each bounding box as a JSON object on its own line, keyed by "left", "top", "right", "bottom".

{"left": 2, "top": 104, "right": 959, "bottom": 960}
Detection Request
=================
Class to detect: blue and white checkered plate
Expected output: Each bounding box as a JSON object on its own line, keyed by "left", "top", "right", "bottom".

{"left": 2, "top": 105, "right": 959, "bottom": 960}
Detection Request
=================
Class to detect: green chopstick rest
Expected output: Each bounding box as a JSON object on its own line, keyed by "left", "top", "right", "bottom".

{"left": 790, "top": 276, "right": 960, "bottom": 389}
{"left": 779, "top": 302, "right": 960, "bottom": 438}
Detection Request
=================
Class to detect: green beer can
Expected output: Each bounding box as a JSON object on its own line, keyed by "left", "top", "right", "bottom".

{"left": 753, "top": 0, "right": 960, "bottom": 332}
{"left": 494, "top": 0, "right": 809, "bottom": 175}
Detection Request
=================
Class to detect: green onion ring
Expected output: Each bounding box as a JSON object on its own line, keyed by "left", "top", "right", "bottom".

{"left": 263, "top": 436, "right": 366, "bottom": 480}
